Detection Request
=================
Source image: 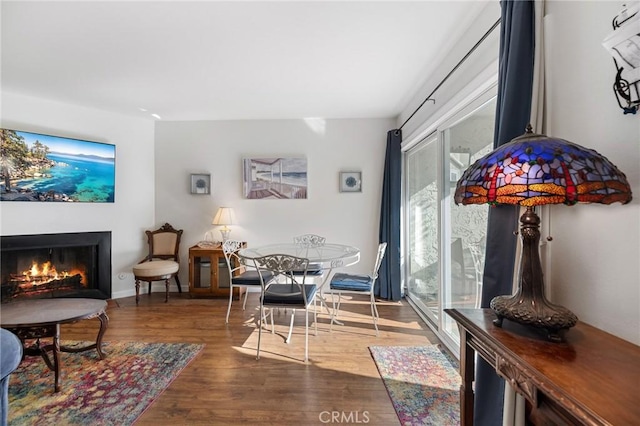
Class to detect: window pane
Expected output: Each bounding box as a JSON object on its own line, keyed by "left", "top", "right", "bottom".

{"left": 406, "top": 137, "right": 439, "bottom": 321}
{"left": 442, "top": 97, "right": 495, "bottom": 341}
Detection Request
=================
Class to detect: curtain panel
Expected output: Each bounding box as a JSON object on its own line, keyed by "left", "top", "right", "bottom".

{"left": 474, "top": 1, "right": 536, "bottom": 425}
{"left": 376, "top": 129, "right": 402, "bottom": 301}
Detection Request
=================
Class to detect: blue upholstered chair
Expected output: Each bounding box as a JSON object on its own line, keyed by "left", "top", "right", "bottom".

{"left": 252, "top": 254, "right": 317, "bottom": 362}
{"left": 222, "top": 240, "right": 275, "bottom": 323}
{"left": 328, "top": 242, "right": 387, "bottom": 336}
{"left": 1, "top": 328, "right": 22, "bottom": 426}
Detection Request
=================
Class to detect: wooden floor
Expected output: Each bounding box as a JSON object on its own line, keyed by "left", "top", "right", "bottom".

{"left": 62, "top": 292, "right": 443, "bottom": 425}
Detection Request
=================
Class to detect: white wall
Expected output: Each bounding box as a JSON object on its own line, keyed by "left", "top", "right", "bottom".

{"left": 0, "top": 91, "right": 157, "bottom": 299}
{"left": 154, "top": 118, "right": 393, "bottom": 286}
{"left": 544, "top": 1, "right": 640, "bottom": 344}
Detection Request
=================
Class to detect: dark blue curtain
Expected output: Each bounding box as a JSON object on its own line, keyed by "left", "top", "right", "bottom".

{"left": 376, "top": 129, "right": 402, "bottom": 301}
{"left": 474, "top": 1, "right": 535, "bottom": 425}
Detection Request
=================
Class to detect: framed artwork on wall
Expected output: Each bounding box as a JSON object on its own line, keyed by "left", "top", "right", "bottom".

{"left": 340, "top": 171, "right": 362, "bottom": 193}
{"left": 242, "top": 157, "right": 307, "bottom": 199}
{"left": 0, "top": 128, "right": 116, "bottom": 202}
{"left": 190, "top": 173, "right": 211, "bottom": 194}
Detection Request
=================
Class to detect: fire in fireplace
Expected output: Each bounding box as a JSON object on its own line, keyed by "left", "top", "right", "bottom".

{"left": 1, "top": 232, "right": 111, "bottom": 302}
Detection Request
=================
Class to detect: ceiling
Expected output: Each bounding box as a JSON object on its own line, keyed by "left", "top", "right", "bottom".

{"left": 2, "top": 1, "right": 490, "bottom": 122}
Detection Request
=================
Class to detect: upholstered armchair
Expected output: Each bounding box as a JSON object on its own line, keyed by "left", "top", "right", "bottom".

{"left": 0, "top": 328, "right": 22, "bottom": 426}
{"left": 132, "top": 223, "right": 183, "bottom": 305}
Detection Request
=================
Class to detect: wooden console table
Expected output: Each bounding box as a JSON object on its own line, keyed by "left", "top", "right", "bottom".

{"left": 445, "top": 308, "right": 640, "bottom": 425}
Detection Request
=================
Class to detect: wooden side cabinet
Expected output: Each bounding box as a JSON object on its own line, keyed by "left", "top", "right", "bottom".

{"left": 188, "top": 243, "right": 245, "bottom": 297}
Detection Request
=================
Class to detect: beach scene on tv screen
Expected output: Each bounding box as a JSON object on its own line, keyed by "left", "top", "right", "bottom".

{"left": 0, "top": 129, "right": 115, "bottom": 202}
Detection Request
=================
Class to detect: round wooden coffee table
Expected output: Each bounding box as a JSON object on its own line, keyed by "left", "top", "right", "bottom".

{"left": 0, "top": 298, "right": 109, "bottom": 392}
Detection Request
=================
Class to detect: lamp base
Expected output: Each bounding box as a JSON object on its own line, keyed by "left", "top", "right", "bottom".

{"left": 491, "top": 295, "right": 578, "bottom": 342}
{"left": 490, "top": 206, "right": 578, "bottom": 342}
{"left": 219, "top": 228, "right": 231, "bottom": 241}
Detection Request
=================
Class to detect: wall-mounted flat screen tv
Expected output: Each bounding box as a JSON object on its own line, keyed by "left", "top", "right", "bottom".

{"left": 0, "top": 129, "right": 115, "bottom": 202}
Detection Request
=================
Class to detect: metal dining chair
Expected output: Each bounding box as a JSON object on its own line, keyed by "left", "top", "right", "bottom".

{"left": 222, "top": 239, "right": 275, "bottom": 323}
{"left": 293, "top": 234, "right": 326, "bottom": 247}
{"left": 328, "top": 242, "right": 387, "bottom": 335}
{"left": 292, "top": 233, "right": 330, "bottom": 306}
{"left": 292, "top": 234, "right": 326, "bottom": 277}
{"left": 252, "top": 254, "right": 317, "bottom": 362}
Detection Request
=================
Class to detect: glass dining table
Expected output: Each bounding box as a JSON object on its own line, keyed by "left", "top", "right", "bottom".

{"left": 238, "top": 243, "right": 361, "bottom": 314}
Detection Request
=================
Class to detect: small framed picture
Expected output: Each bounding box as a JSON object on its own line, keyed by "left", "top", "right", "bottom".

{"left": 190, "top": 174, "right": 211, "bottom": 195}
{"left": 340, "top": 171, "right": 362, "bottom": 193}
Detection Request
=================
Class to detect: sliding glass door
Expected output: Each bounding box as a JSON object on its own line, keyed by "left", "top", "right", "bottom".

{"left": 441, "top": 99, "right": 495, "bottom": 340}
{"left": 405, "top": 134, "right": 440, "bottom": 325}
{"left": 404, "top": 90, "right": 496, "bottom": 349}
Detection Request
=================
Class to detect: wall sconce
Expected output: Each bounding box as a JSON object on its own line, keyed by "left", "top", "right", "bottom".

{"left": 602, "top": 3, "right": 640, "bottom": 115}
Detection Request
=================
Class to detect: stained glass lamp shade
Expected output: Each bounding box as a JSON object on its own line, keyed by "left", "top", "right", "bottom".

{"left": 455, "top": 126, "right": 632, "bottom": 341}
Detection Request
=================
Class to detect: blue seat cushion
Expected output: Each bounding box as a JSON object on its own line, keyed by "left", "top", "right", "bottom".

{"left": 292, "top": 269, "right": 324, "bottom": 276}
{"left": 263, "top": 283, "right": 317, "bottom": 305}
{"left": 330, "top": 273, "right": 372, "bottom": 291}
{"left": 233, "top": 270, "right": 274, "bottom": 285}
{"left": 292, "top": 262, "right": 324, "bottom": 276}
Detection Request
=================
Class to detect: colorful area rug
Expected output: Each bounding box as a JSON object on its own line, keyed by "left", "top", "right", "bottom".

{"left": 369, "top": 345, "right": 461, "bottom": 426}
{"left": 8, "top": 341, "right": 204, "bottom": 425}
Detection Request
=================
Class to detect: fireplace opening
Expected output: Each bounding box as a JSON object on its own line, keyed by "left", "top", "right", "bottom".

{"left": 1, "top": 232, "right": 111, "bottom": 302}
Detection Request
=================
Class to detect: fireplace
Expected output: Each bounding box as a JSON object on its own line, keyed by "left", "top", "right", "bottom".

{"left": 1, "top": 232, "right": 111, "bottom": 302}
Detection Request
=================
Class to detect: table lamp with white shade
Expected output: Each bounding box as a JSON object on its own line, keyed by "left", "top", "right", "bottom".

{"left": 212, "top": 207, "right": 235, "bottom": 241}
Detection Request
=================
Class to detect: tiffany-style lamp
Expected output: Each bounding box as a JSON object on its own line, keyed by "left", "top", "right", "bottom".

{"left": 454, "top": 125, "right": 632, "bottom": 341}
